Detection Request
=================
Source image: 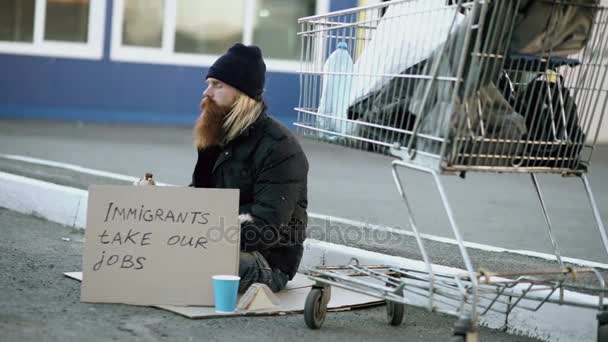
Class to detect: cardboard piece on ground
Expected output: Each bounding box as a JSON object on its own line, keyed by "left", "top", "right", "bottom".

{"left": 81, "top": 186, "right": 240, "bottom": 306}
{"left": 237, "top": 283, "right": 280, "bottom": 311}
{"left": 66, "top": 271, "right": 313, "bottom": 291}
{"left": 64, "top": 272, "right": 384, "bottom": 319}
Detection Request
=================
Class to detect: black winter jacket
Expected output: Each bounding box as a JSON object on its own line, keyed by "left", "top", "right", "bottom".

{"left": 191, "top": 111, "right": 308, "bottom": 280}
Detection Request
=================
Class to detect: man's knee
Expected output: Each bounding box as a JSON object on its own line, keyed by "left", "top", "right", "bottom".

{"left": 240, "top": 251, "right": 256, "bottom": 267}
{"left": 239, "top": 252, "right": 258, "bottom": 277}
{"left": 238, "top": 252, "right": 260, "bottom": 293}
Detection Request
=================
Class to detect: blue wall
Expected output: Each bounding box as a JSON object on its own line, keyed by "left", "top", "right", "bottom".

{"left": 0, "top": 0, "right": 358, "bottom": 127}
{"left": 330, "top": 0, "right": 359, "bottom": 11}
{"left": 0, "top": 54, "right": 302, "bottom": 126}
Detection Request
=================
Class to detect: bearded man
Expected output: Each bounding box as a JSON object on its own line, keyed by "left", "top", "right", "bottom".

{"left": 191, "top": 43, "right": 309, "bottom": 294}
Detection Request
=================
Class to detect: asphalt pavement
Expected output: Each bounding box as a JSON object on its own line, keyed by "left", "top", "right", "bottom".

{"left": 0, "top": 208, "right": 541, "bottom": 342}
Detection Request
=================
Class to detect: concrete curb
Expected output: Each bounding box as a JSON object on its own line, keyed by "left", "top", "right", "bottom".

{"left": 0, "top": 171, "right": 88, "bottom": 228}
{"left": 0, "top": 171, "right": 601, "bottom": 341}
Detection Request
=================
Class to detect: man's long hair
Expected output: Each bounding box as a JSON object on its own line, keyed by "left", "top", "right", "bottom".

{"left": 222, "top": 92, "right": 264, "bottom": 144}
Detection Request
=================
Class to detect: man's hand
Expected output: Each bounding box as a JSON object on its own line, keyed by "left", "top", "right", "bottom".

{"left": 133, "top": 173, "right": 156, "bottom": 186}
{"left": 194, "top": 97, "right": 226, "bottom": 149}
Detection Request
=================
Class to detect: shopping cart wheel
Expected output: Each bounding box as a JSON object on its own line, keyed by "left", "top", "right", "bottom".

{"left": 385, "top": 280, "right": 405, "bottom": 326}
{"left": 597, "top": 311, "right": 608, "bottom": 342}
{"left": 386, "top": 300, "right": 405, "bottom": 326}
{"left": 304, "top": 287, "right": 329, "bottom": 329}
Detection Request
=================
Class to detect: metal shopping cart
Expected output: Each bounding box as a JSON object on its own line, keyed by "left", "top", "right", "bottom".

{"left": 295, "top": 0, "right": 608, "bottom": 340}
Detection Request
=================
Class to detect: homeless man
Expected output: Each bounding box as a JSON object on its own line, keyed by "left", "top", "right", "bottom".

{"left": 191, "top": 43, "right": 309, "bottom": 294}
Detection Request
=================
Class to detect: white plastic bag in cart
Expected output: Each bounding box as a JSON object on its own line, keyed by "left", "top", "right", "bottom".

{"left": 348, "top": 0, "right": 464, "bottom": 107}
{"left": 317, "top": 41, "right": 354, "bottom": 137}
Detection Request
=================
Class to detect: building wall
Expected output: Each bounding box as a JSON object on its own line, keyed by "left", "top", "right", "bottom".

{"left": 0, "top": 53, "right": 301, "bottom": 126}
{"left": 0, "top": 0, "right": 358, "bottom": 128}
{"left": 1, "top": 0, "right": 606, "bottom": 143}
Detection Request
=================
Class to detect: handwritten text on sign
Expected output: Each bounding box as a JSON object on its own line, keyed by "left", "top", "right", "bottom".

{"left": 81, "top": 186, "right": 240, "bottom": 306}
{"left": 92, "top": 202, "right": 212, "bottom": 271}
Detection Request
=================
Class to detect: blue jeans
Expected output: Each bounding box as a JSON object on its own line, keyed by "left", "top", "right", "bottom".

{"left": 238, "top": 251, "right": 289, "bottom": 294}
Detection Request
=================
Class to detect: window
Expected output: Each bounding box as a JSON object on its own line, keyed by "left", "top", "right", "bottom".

{"left": 123, "top": 0, "right": 163, "bottom": 48}
{"left": 45, "top": 0, "right": 90, "bottom": 42}
{"left": 253, "top": 0, "right": 316, "bottom": 60}
{"left": 174, "top": 1, "right": 244, "bottom": 55}
{"left": 111, "top": 0, "right": 329, "bottom": 72}
{"left": 0, "top": 0, "right": 105, "bottom": 59}
{"left": 0, "top": 0, "right": 35, "bottom": 43}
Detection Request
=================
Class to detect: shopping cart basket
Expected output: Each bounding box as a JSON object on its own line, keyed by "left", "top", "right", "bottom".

{"left": 295, "top": 0, "right": 608, "bottom": 340}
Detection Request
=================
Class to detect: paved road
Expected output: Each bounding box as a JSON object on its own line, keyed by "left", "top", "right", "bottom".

{"left": 1, "top": 118, "right": 607, "bottom": 263}
{"left": 0, "top": 208, "right": 541, "bottom": 342}
{"left": 1, "top": 153, "right": 604, "bottom": 291}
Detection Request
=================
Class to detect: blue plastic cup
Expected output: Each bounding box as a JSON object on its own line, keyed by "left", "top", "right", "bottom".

{"left": 212, "top": 275, "right": 240, "bottom": 313}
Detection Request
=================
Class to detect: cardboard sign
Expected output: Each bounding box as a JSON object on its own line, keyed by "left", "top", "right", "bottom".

{"left": 81, "top": 185, "right": 240, "bottom": 306}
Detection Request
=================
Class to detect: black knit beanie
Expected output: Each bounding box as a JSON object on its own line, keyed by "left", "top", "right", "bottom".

{"left": 206, "top": 43, "right": 266, "bottom": 100}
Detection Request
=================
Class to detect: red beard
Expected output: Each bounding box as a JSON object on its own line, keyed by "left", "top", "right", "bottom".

{"left": 193, "top": 97, "right": 228, "bottom": 149}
